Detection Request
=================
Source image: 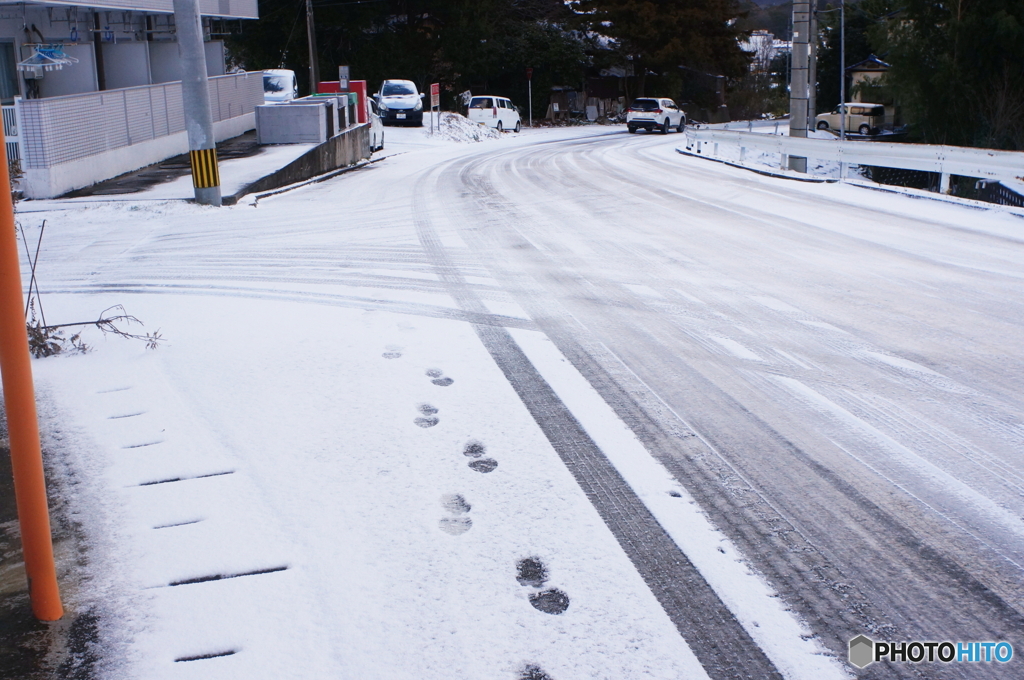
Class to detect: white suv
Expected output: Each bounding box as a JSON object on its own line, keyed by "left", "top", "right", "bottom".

{"left": 627, "top": 98, "right": 685, "bottom": 134}
{"left": 467, "top": 96, "right": 522, "bottom": 132}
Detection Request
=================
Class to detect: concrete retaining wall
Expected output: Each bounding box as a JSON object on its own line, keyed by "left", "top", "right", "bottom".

{"left": 229, "top": 123, "right": 370, "bottom": 202}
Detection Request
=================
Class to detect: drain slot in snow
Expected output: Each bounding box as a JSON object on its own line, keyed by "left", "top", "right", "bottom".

{"left": 138, "top": 471, "right": 234, "bottom": 486}
{"left": 174, "top": 650, "right": 237, "bottom": 662}
{"left": 108, "top": 412, "right": 145, "bottom": 419}
{"left": 122, "top": 440, "right": 164, "bottom": 449}
{"left": 169, "top": 565, "right": 288, "bottom": 587}
{"left": 153, "top": 519, "right": 203, "bottom": 529}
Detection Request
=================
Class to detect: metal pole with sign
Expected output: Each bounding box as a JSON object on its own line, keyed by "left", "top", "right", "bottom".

{"left": 430, "top": 82, "right": 439, "bottom": 134}
{"left": 526, "top": 68, "right": 533, "bottom": 128}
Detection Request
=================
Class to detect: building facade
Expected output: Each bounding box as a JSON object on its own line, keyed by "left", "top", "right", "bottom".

{"left": 0, "top": 1, "right": 263, "bottom": 198}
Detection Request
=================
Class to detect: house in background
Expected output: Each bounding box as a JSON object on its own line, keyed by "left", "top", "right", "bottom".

{"left": 846, "top": 54, "right": 897, "bottom": 127}
{"left": 0, "top": 1, "right": 263, "bottom": 198}
{"left": 847, "top": 54, "right": 890, "bottom": 98}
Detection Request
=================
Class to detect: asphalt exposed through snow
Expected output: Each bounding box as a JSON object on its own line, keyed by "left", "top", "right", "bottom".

{"left": 408, "top": 129, "right": 1024, "bottom": 677}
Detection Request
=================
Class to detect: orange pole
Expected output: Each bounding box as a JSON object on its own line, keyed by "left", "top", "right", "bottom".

{"left": 0, "top": 118, "right": 63, "bottom": 620}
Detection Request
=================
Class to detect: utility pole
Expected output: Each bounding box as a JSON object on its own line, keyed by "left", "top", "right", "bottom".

{"left": 173, "top": 0, "right": 221, "bottom": 206}
{"left": 305, "top": 0, "right": 319, "bottom": 94}
{"left": 808, "top": 3, "right": 817, "bottom": 130}
{"left": 788, "top": 0, "right": 810, "bottom": 172}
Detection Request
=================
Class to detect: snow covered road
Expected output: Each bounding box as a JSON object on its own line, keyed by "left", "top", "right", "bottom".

{"left": 18, "top": 124, "right": 1024, "bottom": 679}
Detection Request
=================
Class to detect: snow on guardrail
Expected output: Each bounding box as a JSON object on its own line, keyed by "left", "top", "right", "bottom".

{"left": 685, "top": 127, "right": 1024, "bottom": 184}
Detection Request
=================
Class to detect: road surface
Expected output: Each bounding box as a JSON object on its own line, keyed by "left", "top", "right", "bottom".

{"left": 25, "top": 124, "right": 1024, "bottom": 678}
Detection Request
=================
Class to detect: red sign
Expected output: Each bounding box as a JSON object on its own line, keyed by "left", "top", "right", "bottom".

{"left": 430, "top": 82, "right": 440, "bottom": 108}
{"left": 526, "top": 67, "right": 533, "bottom": 81}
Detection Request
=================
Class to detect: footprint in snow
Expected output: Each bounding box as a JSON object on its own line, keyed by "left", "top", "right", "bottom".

{"left": 463, "top": 440, "right": 498, "bottom": 473}
{"left": 438, "top": 493, "right": 472, "bottom": 535}
{"left": 516, "top": 556, "right": 569, "bottom": 615}
{"left": 415, "top": 403, "right": 439, "bottom": 428}
{"left": 426, "top": 368, "right": 454, "bottom": 386}
{"left": 382, "top": 345, "right": 403, "bottom": 359}
{"left": 516, "top": 557, "right": 547, "bottom": 588}
{"left": 520, "top": 665, "right": 554, "bottom": 680}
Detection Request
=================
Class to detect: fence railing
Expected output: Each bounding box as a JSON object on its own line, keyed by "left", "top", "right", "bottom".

{"left": 685, "top": 127, "right": 1024, "bottom": 192}
{"left": 17, "top": 71, "right": 264, "bottom": 171}
{"left": 2, "top": 104, "right": 20, "bottom": 164}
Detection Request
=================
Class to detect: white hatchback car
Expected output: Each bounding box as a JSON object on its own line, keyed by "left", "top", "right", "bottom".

{"left": 627, "top": 98, "right": 685, "bottom": 134}
{"left": 467, "top": 96, "right": 522, "bottom": 132}
{"left": 263, "top": 69, "right": 298, "bottom": 104}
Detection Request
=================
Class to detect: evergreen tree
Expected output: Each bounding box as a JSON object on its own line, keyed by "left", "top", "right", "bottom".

{"left": 226, "top": 0, "right": 590, "bottom": 117}
{"left": 871, "top": 0, "right": 1024, "bottom": 149}
{"left": 572, "top": 0, "right": 751, "bottom": 95}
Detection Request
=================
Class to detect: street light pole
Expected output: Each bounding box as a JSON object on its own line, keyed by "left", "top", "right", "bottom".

{"left": 526, "top": 67, "right": 533, "bottom": 128}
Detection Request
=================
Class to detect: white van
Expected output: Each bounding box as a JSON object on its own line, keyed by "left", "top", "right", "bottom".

{"left": 467, "top": 96, "right": 522, "bottom": 132}
{"left": 815, "top": 103, "right": 886, "bottom": 135}
{"left": 263, "top": 69, "right": 298, "bottom": 104}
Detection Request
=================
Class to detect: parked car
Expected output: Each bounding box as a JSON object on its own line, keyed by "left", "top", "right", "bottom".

{"left": 815, "top": 103, "right": 885, "bottom": 135}
{"left": 627, "top": 98, "right": 685, "bottom": 134}
{"left": 467, "top": 96, "right": 522, "bottom": 132}
{"left": 374, "top": 79, "right": 424, "bottom": 126}
{"left": 263, "top": 69, "right": 297, "bottom": 104}
{"left": 368, "top": 99, "right": 384, "bottom": 152}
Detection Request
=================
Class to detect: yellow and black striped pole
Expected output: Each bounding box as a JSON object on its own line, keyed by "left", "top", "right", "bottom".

{"left": 189, "top": 147, "right": 221, "bottom": 190}
{"left": 174, "top": 0, "right": 222, "bottom": 206}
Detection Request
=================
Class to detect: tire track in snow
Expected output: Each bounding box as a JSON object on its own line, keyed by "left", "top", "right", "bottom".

{"left": 410, "top": 161, "right": 786, "bottom": 680}
{"left": 430, "top": 135, "right": 1024, "bottom": 678}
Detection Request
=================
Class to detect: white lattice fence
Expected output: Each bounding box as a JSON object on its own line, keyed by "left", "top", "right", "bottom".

{"left": 18, "top": 71, "right": 264, "bottom": 170}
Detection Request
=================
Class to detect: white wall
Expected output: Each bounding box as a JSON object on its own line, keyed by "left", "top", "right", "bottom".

{"left": 36, "top": 43, "right": 98, "bottom": 98}
{"left": 150, "top": 40, "right": 227, "bottom": 83}
{"left": 23, "top": 112, "right": 255, "bottom": 199}
{"left": 205, "top": 41, "right": 226, "bottom": 77}
{"left": 101, "top": 42, "right": 152, "bottom": 90}
{"left": 148, "top": 41, "right": 181, "bottom": 84}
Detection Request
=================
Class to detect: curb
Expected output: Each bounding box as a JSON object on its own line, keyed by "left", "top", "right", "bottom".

{"left": 675, "top": 147, "right": 838, "bottom": 183}
{"left": 235, "top": 156, "right": 388, "bottom": 206}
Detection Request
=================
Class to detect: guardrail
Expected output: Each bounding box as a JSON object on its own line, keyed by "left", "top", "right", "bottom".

{"left": 685, "top": 127, "right": 1024, "bottom": 193}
